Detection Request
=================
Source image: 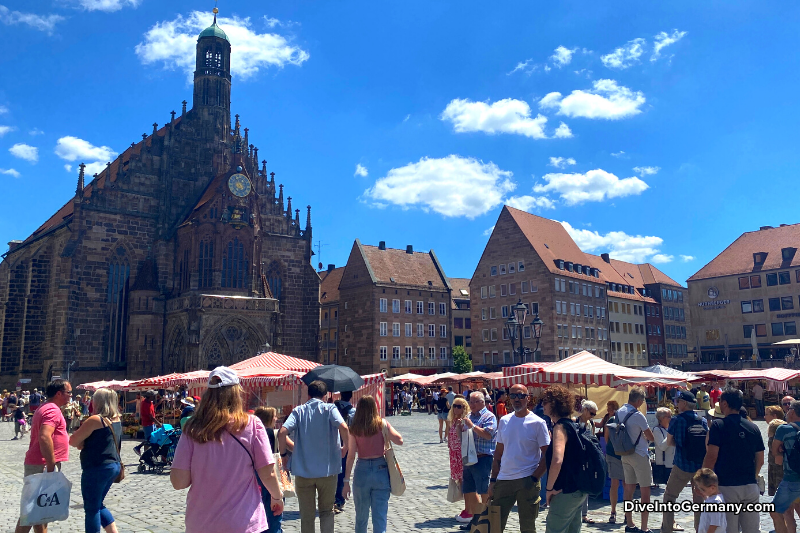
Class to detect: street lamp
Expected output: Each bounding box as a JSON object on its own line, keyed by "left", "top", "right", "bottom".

{"left": 530, "top": 313, "right": 544, "bottom": 362}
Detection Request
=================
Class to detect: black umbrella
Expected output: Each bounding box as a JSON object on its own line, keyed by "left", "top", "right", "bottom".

{"left": 302, "top": 365, "right": 365, "bottom": 393}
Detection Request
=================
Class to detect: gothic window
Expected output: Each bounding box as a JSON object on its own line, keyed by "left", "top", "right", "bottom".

{"left": 266, "top": 261, "right": 282, "bottom": 300}
{"left": 179, "top": 249, "right": 190, "bottom": 292}
{"left": 206, "top": 342, "right": 223, "bottom": 369}
{"left": 198, "top": 239, "right": 214, "bottom": 289}
{"left": 221, "top": 238, "right": 248, "bottom": 289}
{"left": 106, "top": 258, "right": 130, "bottom": 363}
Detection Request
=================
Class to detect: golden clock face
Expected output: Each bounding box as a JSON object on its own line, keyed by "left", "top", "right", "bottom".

{"left": 228, "top": 173, "right": 251, "bottom": 197}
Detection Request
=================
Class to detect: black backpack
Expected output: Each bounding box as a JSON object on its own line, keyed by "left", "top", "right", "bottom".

{"left": 682, "top": 413, "right": 708, "bottom": 464}
{"left": 567, "top": 420, "right": 608, "bottom": 497}
{"left": 334, "top": 400, "right": 355, "bottom": 427}
{"left": 787, "top": 423, "right": 800, "bottom": 474}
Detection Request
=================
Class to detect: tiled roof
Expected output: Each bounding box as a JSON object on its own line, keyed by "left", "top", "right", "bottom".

{"left": 448, "top": 277, "right": 470, "bottom": 298}
{"left": 361, "top": 245, "right": 448, "bottom": 289}
{"left": 688, "top": 223, "right": 800, "bottom": 281}
{"left": 638, "top": 263, "right": 682, "bottom": 287}
{"left": 319, "top": 267, "right": 345, "bottom": 304}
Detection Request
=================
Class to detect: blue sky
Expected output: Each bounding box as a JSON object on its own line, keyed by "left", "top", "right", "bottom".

{"left": 0, "top": 1, "right": 797, "bottom": 286}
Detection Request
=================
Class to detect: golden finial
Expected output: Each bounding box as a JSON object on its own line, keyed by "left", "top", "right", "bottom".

{"left": 212, "top": 1, "right": 219, "bottom": 23}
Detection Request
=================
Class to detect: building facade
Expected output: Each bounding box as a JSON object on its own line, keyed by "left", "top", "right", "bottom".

{"left": 337, "top": 240, "right": 453, "bottom": 376}
{"left": 319, "top": 265, "right": 343, "bottom": 365}
{"left": 0, "top": 15, "right": 319, "bottom": 388}
{"left": 688, "top": 223, "right": 800, "bottom": 362}
{"left": 449, "top": 278, "right": 472, "bottom": 360}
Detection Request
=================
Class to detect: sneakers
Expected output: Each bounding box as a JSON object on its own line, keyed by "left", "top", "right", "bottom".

{"left": 455, "top": 511, "right": 473, "bottom": 523}
{"left": 333, "top": 504, "right": 344, "bottom": 515}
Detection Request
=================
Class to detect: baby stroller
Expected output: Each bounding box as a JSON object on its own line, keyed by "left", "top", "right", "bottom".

{"left": 137, "top": 424, "right": 181, "bottom": 474}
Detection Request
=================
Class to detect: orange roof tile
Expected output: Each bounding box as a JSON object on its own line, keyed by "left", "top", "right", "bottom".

{"left": 361, "top": 245, "right": 448, "bottom": 289}
{"left": 319, "top": 267, "right": 345, "bottom": 304}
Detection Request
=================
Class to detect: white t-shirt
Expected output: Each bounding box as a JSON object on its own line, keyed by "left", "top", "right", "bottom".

{"left": 698, "top": 493, "right": 726, "bottom": 533}
{"left": 496, "top": 412, "right": 551, "bottom": 481}
{"left": 752, "top": 384, "right": 764, "bottom": 400}
{"left": 615, "top": 403, "right": 649, "bottom": 457}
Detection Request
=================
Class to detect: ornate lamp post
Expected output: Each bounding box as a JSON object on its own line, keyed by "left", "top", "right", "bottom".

{"left": 505, "top": 314, "right": 520, "bottom": 365}
{"left": 530, "top": 313, "right": 544, "bottom": 362}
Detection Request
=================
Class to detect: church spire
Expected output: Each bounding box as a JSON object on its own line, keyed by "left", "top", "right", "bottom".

{"left": 76, "top": 163, "right": 85, "bottom": 196}
{"left": 193, "top": 2, "right": 231, "bottom": 131}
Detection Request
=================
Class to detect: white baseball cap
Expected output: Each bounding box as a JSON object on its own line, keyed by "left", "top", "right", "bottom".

{"left": 207, "top": 366, "right": 240, "bottom": 388}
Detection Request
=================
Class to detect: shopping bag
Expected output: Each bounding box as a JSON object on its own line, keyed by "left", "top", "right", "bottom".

{"left": 19, "top": 471, "right": 72, "bottom": 526}
{"left": 447, "top": 478, "right": 463, "bottom": 503}
{"left": 462, "top": 428, "right": 478, "bottom": 466}
{"left": 275, "top": 452, "right": 296, "bottom": 498}
{"left": 469, "top": 503, "right": 501, "bottom": 533}
{"left": 382, "top": 421, "right": 406, "bottom": 496}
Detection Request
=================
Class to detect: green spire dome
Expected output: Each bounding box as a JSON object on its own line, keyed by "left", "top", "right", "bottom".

{"left": 199, "top": 8, "right": 229, "bottom": 41}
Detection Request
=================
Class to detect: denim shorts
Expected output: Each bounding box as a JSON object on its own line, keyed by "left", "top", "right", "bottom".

{"left": 438, "top": 412, "right": 449, "bottom": 421}
{"left": 462, "top": 455, "right": 493, "bottom": 494}
{"left": 773, "top": 480, "right": 800, "bottom": 513}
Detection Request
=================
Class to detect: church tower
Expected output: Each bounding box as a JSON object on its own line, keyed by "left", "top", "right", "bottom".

{"left": 192, "top": 7, "right": 231, "bottom": 136}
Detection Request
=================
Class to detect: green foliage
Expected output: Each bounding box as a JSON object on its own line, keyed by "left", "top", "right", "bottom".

{"left": 452, "top": 345, "right": 472, "bottom": 374}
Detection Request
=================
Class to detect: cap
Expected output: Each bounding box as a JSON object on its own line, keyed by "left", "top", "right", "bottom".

{"left": 207, "top": 366, "right": 240, "bottom": 388}
{"left": 192, "top": 395, "right": 201, "bottom": 403}
{"left": 677, "top": 390, "right": 696, "bottom": 404}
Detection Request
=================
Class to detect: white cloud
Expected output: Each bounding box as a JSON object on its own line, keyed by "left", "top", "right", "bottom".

{"left": 362, "top": 155, "right": 516, "bottom": 219}
{"left": 0, "top": 105, "right": 7, "bottom": 114}
{"left": 135, "top": 11, "right": 309, "bottom": 80}
{"left": 601, "top": 38, "right": 646, "bottom": 69}
{"left": 553, "top": 122, "right": 573, "bottom": 138}
{"left": 551, "top": 46, "right": 576, "bottom": 67}
{"left": 508, "top": 59, "right": 536, "bottom": 76}
{"left": 539, "top": 79, "right": 645, "bottom": 120}
{"left": 483, "top": 226, "right": 495, "bottom": 236}
{"left": 680, "top": 255, "right": 695, "bottom": 262}
{"left": 403, "top": 114, "right": 410, "bottom": 122}
{"left": 83, "top": 161, "right": 108, "bottom": 176}
{"left": 29, "top": 128, "right": 44, "bottom": 136}
{"left": 652, "top": 30, "right": 687, "bottom": 61}
{"left": 55, "top": 136, "right": 117, "bottom": 162}
{"left": 64, "top": 164, "right": 73, "bottom": 173}
{"left": 611, "top": 151, "right": 627, "bottom": 158}
{"left": 264, "top": 16, "right": 281, "bottom": 28}
{"left": 533, "top": 168, "right": 649, "bottom": 205}
{"left": 9, "top": 143, "right": 38, "bottom": 163}
{"left": 562, "top": 221, "right": 667, "bottom": 263}
{"left": 633, "top": 166, "right": 660, "bottom": 176}
{"left": 651, "top": 254, "right": 674, "bottom": 264}
{"left": 0, "top": 125, "right": 14, "bottom": 137}
{"left": 0, "top": 168, "right": 20, "bottom": 178}
{"left": 0, "top": 5, "right": 64, "bottom": 33}
{"left": 505, "top": 195, "right": 555, "bottom": 212}
{"left": 354, "top": 164, "right": 368, "bottom": 177}
{"left": 73, "top": 0, "right": 140, "bottom": 12}
{"left": 549, "top": 157, "right": 576, "bottom": 169}
{"left": 441, "top": 98, "right": 549, "bottom": 139}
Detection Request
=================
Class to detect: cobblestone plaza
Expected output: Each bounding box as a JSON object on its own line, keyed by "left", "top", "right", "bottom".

{"left": 0, "top": 414, "right": 777, "bottom": 532}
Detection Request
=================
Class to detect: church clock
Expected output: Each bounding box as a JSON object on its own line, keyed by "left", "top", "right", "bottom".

{"left": 228, "top": 173, "right": 251, "bottom": 197}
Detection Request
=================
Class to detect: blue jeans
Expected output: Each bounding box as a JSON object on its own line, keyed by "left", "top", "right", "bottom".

{"left": 755, "top": 398, "right": 764, "bottom": 417}
{"left": 353, "top": 457, "right": 391, "bottom": 533}
{"left": 335, "top": 454, "right": 348, "bottom": 506}
{"left": 259, "top": 485, "right": 283, "bottom": 533}
{"left": 81, "top": 462, "right": 120, "bottom": 533}
{"left": 540, "top": 471, "right": 548, "bottom": 505}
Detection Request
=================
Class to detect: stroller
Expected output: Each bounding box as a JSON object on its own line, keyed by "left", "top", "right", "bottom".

{"left": 137, "top": 424, "right": 181, "bottom": 474}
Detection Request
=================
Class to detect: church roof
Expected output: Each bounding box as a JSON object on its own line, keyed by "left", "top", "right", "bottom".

{"left": 199, "top": 22, "right": 229, "bottom": 41}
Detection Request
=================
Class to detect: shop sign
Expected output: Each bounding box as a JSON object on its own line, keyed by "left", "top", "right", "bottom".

{"left": 777, "top": 312, "right": 800, "bottom": 319}
{"left": 698, "top": 300, "right": 730, "bottom": 310}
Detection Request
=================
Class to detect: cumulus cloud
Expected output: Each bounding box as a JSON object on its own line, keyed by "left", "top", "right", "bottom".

{"left": 354, "top": 164, "right": 368, "bottom": 177}
{"left": 562, "top": 221, "right": 667, "bottom": 263}
{"left": 483, "top": 226, "right": 495, "bottom": 236}
{"left": 83, "top": 161, "right": 108, "bottom": 176}
{"left": 507, "top": 59, "right": 536, "bottom": 76}
{"left": 9, "top": 143, "right": 38, "bottom": 163}
{"left": 55, "top": 136, "right": 117, "bottom": 162}
{"left": 539, "top": 79, "right": 645, "bottom": 120}
{"left": 64, "top": 164, "right": 72, "bottom": 173}
{"left": 680, "top": 255, "right": 695, "bottom": 262}
{"left": 553, "top": 122, "right": 573, "bottom": 138}
{"left": 549, "top": 157, "right": 576, "bottom": 169}
{"left": 652, "top": 30, "right": 687, "bottom": 61}
{"left": 633, "top": 166, "right": 660, "bottom": 176}
{"left": 362, "top": 155, "right": 516, "bottom": 219}
{"left": 0, "top": 168, "right": 20, "bottom": 178}
{"left": 0, "top": 5, "right": 64, "bottom": 33}
{"left": 264, "top": 16, "right": 281, "bottom": 28}
{"left": 551, "top": 46, "right": 576, "bottom": 67}
{"left": 441, "top": 98, "right": 549, "bottom": 139}
{"left": 73, "top": 0, "right": 140, "bottom": 12}
{"left": 505, "top": 195, "right": 555, "bottom": 212}
{"left": 533, "top": 168, "right": 649, "bottom": 205}
{"left": 651, "top": 254, "right": 674, "bottom": 264}
{"left": 601, "top": 38, "right": 646, "bottom": 69}
{"left": 135, "top": 11, "right": 309, "bottom": 80}
{"left": 0, "top": 125, "right": 14, "bottom": 137}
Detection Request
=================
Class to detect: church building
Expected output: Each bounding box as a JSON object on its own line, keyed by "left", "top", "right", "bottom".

{"left": 0, "top": 10, "right": 320, "bottom": 387}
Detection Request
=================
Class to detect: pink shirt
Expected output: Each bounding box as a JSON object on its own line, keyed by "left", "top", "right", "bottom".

{"left": 25, "top": 402, "right": 69, "bottom": 465}
{"left": 353, "top": 422, "right": 389, "bottom": 458}
{"left": 172, "top": 415, "right": 275, "bottom": 533}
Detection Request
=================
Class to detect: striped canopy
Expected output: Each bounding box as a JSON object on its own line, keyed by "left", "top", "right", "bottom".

{"left": 77, "top": 380, "right": 136, "bottom": 392}
{"left": 230, "top": 352, "right": 321, "bottom": 373}
{"left": 727, "top": 367, "right": 800, "bottom": 382}
{"left": 502, "top": 362, "right": 554, "bottom": 377}
{"left": 491, "top": 351, "right": 686, "bottom": 388}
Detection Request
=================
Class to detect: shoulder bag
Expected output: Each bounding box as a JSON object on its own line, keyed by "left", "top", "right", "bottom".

{"left": 102, "top": 417, "right": 125, "bottom": 483}
{"left": 382, "top": 420, "right": 406, "bottom": 496}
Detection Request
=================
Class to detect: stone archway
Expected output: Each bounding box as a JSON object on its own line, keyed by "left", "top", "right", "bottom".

{"left": 165, "top": 324, "right": 189, "bottom": 373}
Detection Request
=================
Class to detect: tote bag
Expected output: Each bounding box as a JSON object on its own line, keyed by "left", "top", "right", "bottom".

{"left": 447, "top": 478, "right": 463, "bottom": 503}
{"left": 382, "top": 420, "right": 406, "bottom": 496}
{"left": 19, "top": 471, "right": 72, "bottom": 526}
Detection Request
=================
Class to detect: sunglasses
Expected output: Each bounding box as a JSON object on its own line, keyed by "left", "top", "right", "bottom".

{"left": 453, "top": 405, "right": 464, "bottom": 409}
{"left": 783, "top": 402, "right": 792, "bottom": 406}
{"left": 589, "top": 412, "right": 597, "bottom": 417}
{"left": 508, "top": 393, "right": 528, "bottom": 400}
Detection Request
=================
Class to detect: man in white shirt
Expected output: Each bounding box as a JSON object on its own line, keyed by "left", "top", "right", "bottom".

{"left": 488, "top": 384, "right": 550, "bottom": 533}
{"left": 616, "top": 387, "right": 655, "bottom": 533}
{"left": 752, "top": 383, "right": 764, "bottom": 418}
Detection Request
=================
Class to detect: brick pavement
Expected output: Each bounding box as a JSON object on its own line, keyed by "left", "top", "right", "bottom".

{"left": 0, "top": 414, "right": 778, "bottom": 532}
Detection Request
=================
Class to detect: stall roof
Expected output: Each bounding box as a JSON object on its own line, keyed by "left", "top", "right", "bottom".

{"left": 230, "top": 352, "right": 321, "bottom": 373}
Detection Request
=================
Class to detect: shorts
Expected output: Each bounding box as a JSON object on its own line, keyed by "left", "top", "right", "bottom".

{"left": 606, "top": 455, "right": 624, "bottom": 481}
{"left": 438, "top": 412, "right": 449, "bottom": 421}
{"left": 621, "top": 452, "right": 653, "bottom": 487}
{"left": 773, "top": 480, "right": 800, "bottom": 513}
{"left": 463, "top": 454, "right": 493, "bottom": 495}
{"left": 24, "top": 463, "right": 62, "bottom": 477}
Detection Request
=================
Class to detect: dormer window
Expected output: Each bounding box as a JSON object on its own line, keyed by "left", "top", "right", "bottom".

{"left": 566, "top": 262, "right": 574, "bottom": 272}
{"left": 753, "top": 252, "right": 768, "bottom": 265}
{"left": 782, "top": 247, "right": 797, "bottom": 262}
{"left": 576, "top": 265, "right": 583, "bottom": 275}
{"left": 558, "top": 260, "right": 565, "bottom": 270}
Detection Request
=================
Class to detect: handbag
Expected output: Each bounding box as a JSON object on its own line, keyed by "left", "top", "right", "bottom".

{"left": 462, "top": 427, "right": 478, "bottom": 466}
{"left": 272, "top": 430, "right": 296, "bottom": 498}
{"left": 382, "top": 420, "right": 406, "bottom": 496}
{"left": 468, "top": 502, "right": 501, "bottom": 533}
{"left": 102, "top": 418, "right": 125, "bottom": 483}
{"left": 447, "top": 478, "right": 463, "bottom": 503}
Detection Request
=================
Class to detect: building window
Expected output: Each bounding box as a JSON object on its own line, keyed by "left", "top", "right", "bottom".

{"left": 380, "top": 322, "right": 387, "bottom": 336}
{"left": 767, "top": 273, "right": 778, "bottom": 286}
{"left": 380, "top": 346, "right": 387, "bottom": 360}
{"left": 417, "top": 301, "right": 424, "bottom": 313}
{"left": 490, "top": 307, "right": 496, "bottom": 319}
{"left": 491, "top": 266, "right": 498, "bottom": 276}
{"left": 489, "top": 286, "right": 496, "bottom": 298}
{"left": 786, "top": 322, "right": 798, "bottom": 336}
{"left": 509, "top": 283, "right": 516, "bottom": 296}
{"left": 772, "top": 322, "right": 785, "bottom": 336}
{"left": 783, "top": 296, "right": 795, "bottom": 310}
{"left": 482, "top": 329, "right": 489, "bottom": 341}
{"left": 198, "top": 239, "right": 214, "bottom": 289}
{"left": 106, "top": 259, "right": 130, "bottom": 363}
{"left": 405, "top": 323, "right": 412, "bottom": 336}
{"left": 465, "top": 318, "right": 471, "bottom": 329}
{"left": 499, "top": 265, "right": 506, "bottom": 275}
{"left": 454, "top": 317, "right": 463, "bottom": 329}
{"left": 491, "top": 328, "right": 497, "bottom": 341}
{"left": 507, "top": 263, "right": 515, "bottom": 274}
{"left": 769, "top": 298, "right": 781, "bottom": 312}
{"left": 481, "top": 308, "right": 487, "bottom": 320}
{"left": 440, "top": 325, "right": 447, "bottom": 338}
{"left": 502, "top": 328, "right": 509, "bottom": 341}
{"left": 441, "top": 347, "right": 448, "bottom": 359}
{"left": 428, "top": 324, "right": 435, "bottom": 337}
{"left": 405, "top": 300, "right": 412, "bottom": 313}
{"left": 455, "top": 335, "right": 464, "bottom": 346}
{"left": 439, "top": 302, "right": 446, "bottom": 315}
{"left": 501, "top": 306, "right": 509, "bottom": 318}
{"left": 780, "top": 271, "right": 791, "bottom": 285}
{"left": 392, "top": 299, "right": 401, "bottom": 313}
{"left": 393, "top": 323, "right": 400, "bottom": 337}
{"left": 418, "top": 347, "right": 425, "bottom": 359}
{"left": 523, "top": 326, "right": 531, "bottom": 339}
{"left": 465, "top": 336, "right": 472, "bottom": 347}
{"left": 417, "top": 323, "right": 424, "bottom": 337}
{"left": 428, "top": 302, "right": 435, "bottom": 315}
{"left": 221, "top": 238, "right": 248, "bottom": 289}
{"left": 405, "top": 346, "right": 412, "bottom": 359}
{"left": 380, "top": 298, "right": 388, "bottom": 312}
{"left": 392, "top": 347, "right": 400, "bottom": 359}
{"left": 521, "top": 281, "right": 529, "bottom": 293}
{"left": 518, "top": 261, "right": 525, "bottom": 272}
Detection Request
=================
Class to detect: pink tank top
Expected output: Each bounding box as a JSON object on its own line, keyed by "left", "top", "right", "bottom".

{"left": 353, "top": 424, "right": 388, "bottom": 458}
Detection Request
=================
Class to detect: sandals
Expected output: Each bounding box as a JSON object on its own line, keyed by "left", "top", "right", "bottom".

{"left": 609, "top": 512, "right": 616, "bottom": 524}
{"left": 582, "top": 517, "right": 596, "bottom": 524}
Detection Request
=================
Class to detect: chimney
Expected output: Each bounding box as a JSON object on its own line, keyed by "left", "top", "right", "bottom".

{"left": 7, "top": 240, "right": 22, "bottom": 253}
{"left": 378, "top": 241, "right": 386, "bottom": 250}
{"left": 406, "top": 245, "right": 413, "bottom": 254}
{"left": 601, "top": 253, "right": 610, "bottom": 263}
{"left": 781, "top": 224, "right": 788, "bottom": 227}
{"left": 327, "top": 264, "right": 335, "bottom": 273}
{"left": 760, "top": 226, "right": 773, "bottom": 230}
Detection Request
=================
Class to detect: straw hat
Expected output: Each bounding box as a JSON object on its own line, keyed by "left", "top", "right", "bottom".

{"left": 708, "top": 402, "right": 725, "bottom": 418}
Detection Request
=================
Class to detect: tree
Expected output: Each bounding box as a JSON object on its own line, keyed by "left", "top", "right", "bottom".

{"left": 452, "top": 345, "right": 472, "bottom": 374}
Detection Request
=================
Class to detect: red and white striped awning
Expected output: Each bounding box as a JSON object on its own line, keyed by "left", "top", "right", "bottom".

{"left": 77, "top": 380, "right": 136, "bottom": 392}
{"left": 491, "top": 351, "right": 687, "bottom": 388}
{"left": 230, "top": 352, "right": 321, "bottom": 373}
{"left": 502, "top": 362, "right": 554, "bottom": 377}
{"left": 728, "top": 367, "right": 800, "bottom": 382}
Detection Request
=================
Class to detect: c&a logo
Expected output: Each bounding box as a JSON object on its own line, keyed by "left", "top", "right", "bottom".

{"left": 36, "top": 492, "right": 61, "bottom": 507}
